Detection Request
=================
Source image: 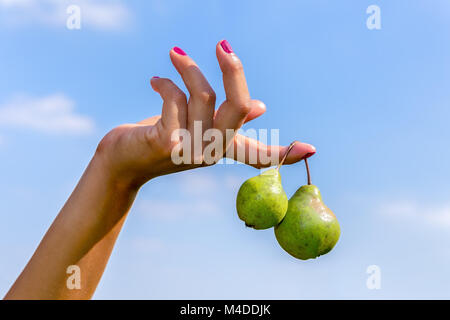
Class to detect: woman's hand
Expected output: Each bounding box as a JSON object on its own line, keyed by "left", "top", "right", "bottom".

{"left": 96, "top": 40, "right": 316, "bottom": 190}
{"left": 5, "top": 41, "right": 316, "bottom": 300}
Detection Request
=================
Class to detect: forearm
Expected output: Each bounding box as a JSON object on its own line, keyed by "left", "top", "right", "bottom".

{"left": 4, "top": 153, "right": 138, "bottom": 300}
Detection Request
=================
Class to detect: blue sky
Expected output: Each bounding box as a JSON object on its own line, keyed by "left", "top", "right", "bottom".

{"left": 1, "top": 0, "right": 450, "bottom": 299}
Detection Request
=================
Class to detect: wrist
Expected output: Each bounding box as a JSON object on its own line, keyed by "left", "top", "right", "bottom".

{"left": 91, "top": 149, "right": 142, "bottom": 195}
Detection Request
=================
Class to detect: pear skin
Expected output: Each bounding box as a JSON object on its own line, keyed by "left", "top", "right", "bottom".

{"left": 275, "top": 185, "right": 340, "bottom": 260}
{"left": 236, "top": 168, "right": 288, "bottom": 230}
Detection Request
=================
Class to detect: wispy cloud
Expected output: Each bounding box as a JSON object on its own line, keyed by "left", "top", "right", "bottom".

{"left": 0, "top": 0, "right": 131, "bottom": 30}
{"left": 381, "top": 201, "right": 450, "bottom": 229}
{"left": 0, "top": 93, "right": 95, "bottom": 135}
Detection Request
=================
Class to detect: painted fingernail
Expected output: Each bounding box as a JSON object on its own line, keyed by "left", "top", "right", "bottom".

{"left": 220, "top": 40, "right": 233, "bottom": 54}
{"left": 173, "top": 46, "right": 187, "bottom": 56}
{"left": 303, "top": 151, "right": 316, "bottom": 159}
{"left": 152, "top": 76, "right": 160, "bottom": 79}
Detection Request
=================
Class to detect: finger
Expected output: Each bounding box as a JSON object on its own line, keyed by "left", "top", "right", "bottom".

{"left": 244, "top": 100, "right": 266, "bottom": 123}
{"left": 229, "top": 135, "right": 316, "bottom": 168}
{"left": 169, "top": 47, "right": 216, "bottom": 131}
{"left": 150, "top": 77, "right": 188, "bottom": 130}
{"left": 214, "top": 40, "right": 252, "bottom": 136}
{"left": 213, "top": 99, "right": 266, "bottom": 124}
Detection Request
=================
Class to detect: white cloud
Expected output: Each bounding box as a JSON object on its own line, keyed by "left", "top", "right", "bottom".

{"left": 0, "top": 0, "right": 33, "bottom": 7}
{"left": 0, "top": 0, "right": 131, "bottom": 30}
{"left": 0, "top": 93, "right": 95, "bottom": 135}
{"left": 381, "top": 201, "right": 450, "bottom": 229}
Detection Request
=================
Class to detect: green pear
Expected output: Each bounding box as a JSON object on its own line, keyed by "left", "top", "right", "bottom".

{"left": 275, "top": 160, "right": 340, "bottom": 260}
{"left": 236, "top": 168, "right": 288, "bottom": 230}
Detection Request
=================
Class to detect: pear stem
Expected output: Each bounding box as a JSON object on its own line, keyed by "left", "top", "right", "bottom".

{"left": 305, "top": 158, "right": 312, "bottom": 185}
{"left": 277, "top": 141, "right": 297, "bottom": 170}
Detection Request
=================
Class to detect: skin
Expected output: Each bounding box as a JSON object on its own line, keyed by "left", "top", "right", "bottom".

{"left": 274, "top": 185, "right": 340, "bottom": 260}
{"left": 4, "top": 41, "right": 316, "bottom": 300}
{"left": 236, "top": 168, "right": 288, "bottom": 229}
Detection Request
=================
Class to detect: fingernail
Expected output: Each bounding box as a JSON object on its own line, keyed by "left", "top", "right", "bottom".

{"left": 152, "top": 76, "right": 160, "bottom": 79}
{"left": 303, "top": 151, "right": 316, "bottom": 159}
{"left": 173, "top": 46, "right": 187, "bottom": 56}
{"left": 220, "top": 40, "right": 233, "bottom": 54}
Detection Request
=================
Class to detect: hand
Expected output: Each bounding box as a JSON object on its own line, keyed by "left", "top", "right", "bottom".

{"left": 95, "top": 41, "right": 316, "bottom": 190}
{"left": 4, "top": 41, "right": 317, "bottom": 300}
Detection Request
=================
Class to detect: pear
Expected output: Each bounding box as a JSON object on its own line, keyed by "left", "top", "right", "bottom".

{"left": 236, "top": 168, "right": 288, "bottom": 229}
{"left": 275, "top": 159, "right": 340, "bottom": 260}
{"left": 235, "top": 143, "right": 297, "bottom": 230}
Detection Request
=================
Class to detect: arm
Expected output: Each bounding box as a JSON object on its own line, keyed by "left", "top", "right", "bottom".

{"left": 4, "top": 41, "right": 316, "bottom": 300}
{"left": 5, "top": 154, "right": 137, "bottom": 299}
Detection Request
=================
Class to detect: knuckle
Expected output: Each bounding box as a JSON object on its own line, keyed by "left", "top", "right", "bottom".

{"left": 193, "top": 88, "right": 216, "bottom": 106}
{"left": 162, "top": 79, "right": 176, "bottom": 90}
{"left": 146, "top": 123, "right": 178, "bottom": 158}
{"left": 144, "top": 125, "right": 158, "bottom": 145}
{"left": 233, "top": 101, "right": 252, "bottom": 116}
{"left": 169, "top": 90, "right": 187, "bottom": 104}
{"left": 160, "top": 80, "right": 187, "bottom": 104}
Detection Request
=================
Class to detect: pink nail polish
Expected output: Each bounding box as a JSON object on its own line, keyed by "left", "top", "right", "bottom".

{"left": 152, "top": 76, "right": 160, "bottom": 79}
{"left": 173, "top": 46, "right": 187, "bottom": 56}
{"left": 220, "top": 40, "right": 233, "bottom": 54}
{"left": 303, "top": 151, "right": 316, "bottom": 159}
